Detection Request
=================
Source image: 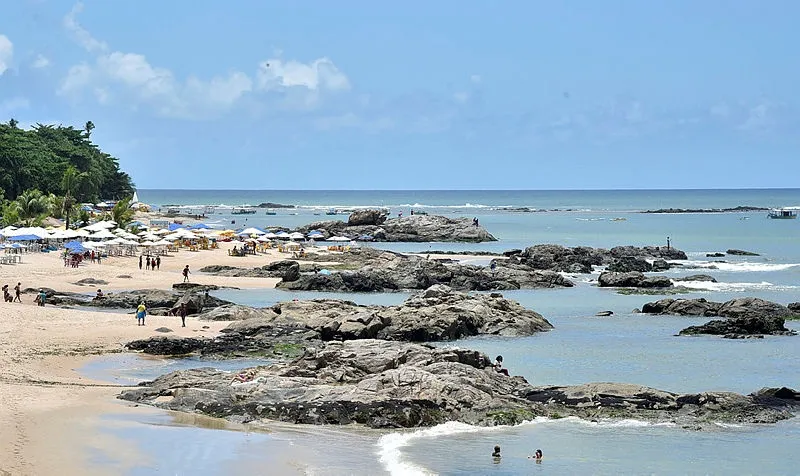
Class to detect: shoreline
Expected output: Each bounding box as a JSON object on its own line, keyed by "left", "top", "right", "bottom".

{"left": 0, "top": 241, "right": 296, "bottom": 475}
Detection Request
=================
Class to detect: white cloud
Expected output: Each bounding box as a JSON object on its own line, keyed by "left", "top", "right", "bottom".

{"left": 59, "top": 4, "right": 347, "bottom": 119}
{"left": 32, "top": 54, "right": 50, "bottom": 69}
{"left": 257, "top": 58, "right": 350, "bottom": 92}
{"left": 0, "top": 34, "right": 13, "bottom": 75}
{"left": 738, "top": 102, "right": 773, "bottom": 131}
{"left": 63, "top": 2, "right": 107, "bottom": 53}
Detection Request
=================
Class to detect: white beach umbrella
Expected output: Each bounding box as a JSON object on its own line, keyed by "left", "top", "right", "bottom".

{"left": 256, "top": 235, "right": 272, "bottom": 242}
{"left": 89, "top": 229, "right": 117, "bottom": 240}
{"left": 152, "top": 229, "right": 172, "bottom": 235}
{"left": 275, "top": 231, "right": 291, "bottom": 239}
{"left": 75, "top": 229, "right": 92, "bottom": 237}
{"left": 153, "top": 239, "right": 172, "bottom": 246}
{"left": 262, "top": 232, "right": 278, "bottom": 239}
{"left": 139, "top": 241, "right": 156, "bottom": 247}
{"left": 328, "top": 236, "right": 351, "bottom": 242}
{"left": 289, "top": 232, "right": 305, "bottom": 240}
{"left": 239, "top": 227, "right": 265, "bottom": 236}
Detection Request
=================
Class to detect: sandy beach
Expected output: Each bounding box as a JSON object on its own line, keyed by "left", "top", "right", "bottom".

{"left": 0, "top": 242, "right": 306, "bottom": 475}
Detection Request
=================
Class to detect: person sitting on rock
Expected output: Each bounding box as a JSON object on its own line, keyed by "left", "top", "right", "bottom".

{"left": 95, "top": 289, "right": 104, "bottom": 300}
{"left": 493, "top": 355, "right": 509, "bottom": 376}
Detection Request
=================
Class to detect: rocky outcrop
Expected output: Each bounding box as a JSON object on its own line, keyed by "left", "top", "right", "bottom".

{"left": 607, "top": 257, "right": 652, "bottom": 273}
{"left": 196, "top": 304, "right": 279, "bottom": 321}
{"left": 726, "top": 249, "right": 760, "bottom": 256}
{"left": 277, "top": 250, "right": 573, "bottom": 292}
{"left": 679, "top": 316, "right": 796, "bottom": 338}
{"left": 73, "top": 277, "right": 109, "bottom": 286}
{"left": 296, "top": 214, "right": 497, "bottom": 243}
{"left": 788, "top": 302, "right": 800, "bottom": 313}
{"left": 199, "top": 261, "right": 300, "bottom": 281}
{"left": 641, "top": 297, "right": 795, "bottom": 319}
{"left": 85, "top": 289, "right": 231, "bottom": 315}
{"left": 119, "top": 340, "right": 799, "bottom": 429}
{"left": 515, "top": 244, "right": 687, "bottom": 274}
{"left": 642, "top": 206, "right": 767, "bottom": 214}
{"left": 244, "top": 285, "right": 553, "bottom": 342}
{"left": 125, "top": 337, "right": 205, "bottom": 355}
{"left": 641, "top": 297, "right": 797, "bottom": 338}
{"left": 347, "top": 209, "right": 388, "bottom": 226}
{"left": 675, "top": 274, "right": 717, "bottom": 282}
{"left": 598, "top": 272, "right": 672, "bottom": 288}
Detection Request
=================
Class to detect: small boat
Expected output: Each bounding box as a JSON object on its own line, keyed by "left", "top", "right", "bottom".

{"left": 265, "top": 210, "right": 277, "bottom": 216}
{"left": 767, "top": 208, "right": 797, "bottom": 219}
{"left": 325, "top": 209, "right": 339, "bottom": 216}
{"left": 231, "top": 208, "right": 257, "bottom": 215}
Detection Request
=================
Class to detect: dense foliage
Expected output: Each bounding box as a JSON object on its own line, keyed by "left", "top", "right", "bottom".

{"left": 0, "top": 120, "right": 134, "bottom": 202}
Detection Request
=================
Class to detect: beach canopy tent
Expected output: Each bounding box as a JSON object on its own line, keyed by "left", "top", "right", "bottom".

{"left": 275, "top": 231, "right": 291, "bottom": 239}
{"left": 328, "top": 236, "right": 351, "bottom": 242}
{"left": 95, "top": 201, "right": 113, "bottom": 209}
{"left": 289, "top": 232, "right": 305, "bottom": 240}
{"left": 307, "top": 230, "right": 325, "bottom": 238}
{"left": 7, "top": 234, "right": 43, "bottom": 241}
{"left": 3, "top": 227, "right": 49, "bottom": 238}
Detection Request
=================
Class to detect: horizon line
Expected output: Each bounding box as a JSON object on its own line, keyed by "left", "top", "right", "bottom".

{"left": 136, "top": 187, "right": 800, "bottom": 192}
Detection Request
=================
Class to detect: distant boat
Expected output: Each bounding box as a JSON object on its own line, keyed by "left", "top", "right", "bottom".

{"left": 232, "top": 208, "right": 257, "bottom": 215}
{"left": 265, "top": 210, "right": 277, "bottom": 216}
{"left": 325, "top": 209, "right": 339, "bottom": 216}
{"left": 768, "top": 208, "right": 797, "bottom": 219}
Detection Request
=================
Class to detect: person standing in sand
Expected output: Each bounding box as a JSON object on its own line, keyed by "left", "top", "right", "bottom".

{"left": 178, "top": 302, "right": 188, "bottom": 327}
{"left": 136, "top": 302, "right": 147, "bottom": 326}
{"left": 139, "top": 255, "right": 143, "bottom": 270}
{"left": 146, "top": 256, "right": 151, "bottom": 271}
{"left": 13, "top": 282, "right": 22, "bottom": 302}
{"left": 182, "top": 265, "right": 190, "bottom": 282}
{"left": 156, "top": 256, "right": 161, "bottom": 271}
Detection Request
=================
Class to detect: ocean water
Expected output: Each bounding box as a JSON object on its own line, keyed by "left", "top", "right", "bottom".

{"left": 89, "top": 189, "right": 799, "bottom": 475}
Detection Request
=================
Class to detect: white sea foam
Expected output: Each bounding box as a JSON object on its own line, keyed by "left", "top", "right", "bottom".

{"left": 679, "top": 260, "right": 800, "bottom": 272}
{"left": 376, "top": 416, "right": 674, "bottom": 475}
{"left": 673, "top": 280, "right": 797, "bottom": 292}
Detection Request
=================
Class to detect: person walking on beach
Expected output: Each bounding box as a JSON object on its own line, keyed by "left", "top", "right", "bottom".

{"left": 178, "top": 302, "right": 188, "bottom": 327}
{"left": 156, "top": 256, "right": 161, "bottom": 271}
{"left": 136, "top": 302, "right": 147, "bottom": 326}
{"left": 13, "top": 282, "right": 22, "bottom": 302}
{"left": 182, "top": 265, "right": 190, "bottom": 282}
{"left": 139, "top": 255, "right": 143, "bottom": 270}
{"left": 146, "top": 256, "right": 151, "bottom": 271}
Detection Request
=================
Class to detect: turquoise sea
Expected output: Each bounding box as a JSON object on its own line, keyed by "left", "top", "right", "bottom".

{"left": 87, "top": 189, "right": 800, "bottom": 475}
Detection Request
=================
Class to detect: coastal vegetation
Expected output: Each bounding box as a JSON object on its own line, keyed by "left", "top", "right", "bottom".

{"left": 0, "top": 119, "right": 135, "bottom": 227}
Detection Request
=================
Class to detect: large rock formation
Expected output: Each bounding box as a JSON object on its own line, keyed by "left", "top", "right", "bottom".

{"left": 276, "top": 250, "right": 574, "bottom": 292}
{"left": 641, "top": 297, "right": 798, "bottom": 338}
{"left": 514, "top": 244, "right": 687, "bottom": 274}
{"left": 85, "top": 289, "right": 231, "bottom": 315}
{"left": 125, "top": 285, "right": 553, "bottom": 358}
{"left": 296, "top": 214, "right": 497, "bottom": 243}
{"left": 347, "top": 209, "right": 388, "bottom": 226}
{"left": 119, "top": 340, "right": 799, "bottom": 429}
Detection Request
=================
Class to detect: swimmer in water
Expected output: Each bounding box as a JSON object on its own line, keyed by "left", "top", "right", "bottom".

{"left": 492, "top": 445, "right": 501, "bottom": 463}
{"left": 528, "top": 449, "right": 543, "bottom": 462}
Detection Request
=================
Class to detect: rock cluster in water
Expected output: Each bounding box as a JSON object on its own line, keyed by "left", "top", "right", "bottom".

{"left": 640, "top": 297, "right": 798, "bottom": 338}
{"left": 119, "top": 339, "right": 800, "bottom": 429}
{"left": 296, "top": 212, "right": 497, "bottom": 243}
{"left": 125, "top": 285, "right": 553, "bottom": 357}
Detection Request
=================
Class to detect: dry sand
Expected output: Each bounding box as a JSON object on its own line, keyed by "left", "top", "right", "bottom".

{"left": 0, "top": 242, "right": 320, "bottom": 475}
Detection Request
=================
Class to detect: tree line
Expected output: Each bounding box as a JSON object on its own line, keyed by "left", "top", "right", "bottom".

{"left": 0, "top": 119, "right": 136, "bottom": 228}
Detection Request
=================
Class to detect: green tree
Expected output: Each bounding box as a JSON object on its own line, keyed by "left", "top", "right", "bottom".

{"left": 84, "top": 121, "right": 95, "bottom": 137}
{"left": 61, "top": 166, "right": 79, "bottom": 229}
{"left": 110, "top": 196, "right": 134, "bottom": 228}
{"left": 13, "top": 189, "right": 51, "bottom": 226}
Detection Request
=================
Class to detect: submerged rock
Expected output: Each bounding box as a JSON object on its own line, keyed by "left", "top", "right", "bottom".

{"left": 119, "top": 340, "right": 800, "bottom": 429}
{"left": 598, "top": 272, "right": 672, "bottom": 288}
{"left": 726, "top": 249, "right": 760, "bottom": 256}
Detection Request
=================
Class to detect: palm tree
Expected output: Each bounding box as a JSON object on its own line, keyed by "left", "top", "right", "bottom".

{"left": 84, "top": 121, "right": 95, "bottom": 138}
{"left": 13, "top": 189, "right": 51, "bottom": 226}
{"left": 8, "top": 118, "right": 18, "bottom": 129}
{"left": 61, "top": 166, "right": 79, "bottom": 229}
{"left": 111, "top": 196, "right": 134, "bottom": 228}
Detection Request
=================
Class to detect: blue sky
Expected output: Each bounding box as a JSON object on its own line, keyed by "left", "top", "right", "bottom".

{"left": 1, "top": 0, "right": 798, "bottom": 190}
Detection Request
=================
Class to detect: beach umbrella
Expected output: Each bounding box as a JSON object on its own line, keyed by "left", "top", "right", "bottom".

{"left": 153, "top": 239, "right": 172, "bottom": 246}
{"left": 275, "top": 231, "right": 291, "bottom": 239}
{"left": 153, "top": 229, "right": 172, "bottom": 235}
{"left": 83, "top": 220, "right": 116, "bottom": 232}
{"left": 328, "top": 236, "right": 351, "bottom": 242}
{"left": 262, "top": 232, "right": 278, "bottom": 239}
{"left": 256, "top": 235, "right": 272, "bottom": 242}
{"left": 10, "top": 243, "right": 27, "bottom": 249}
{"left": 239, "top": 227, "right": 265, "bottom": 236}
{"left": 289, "top": 232, "right": 305, "bottom": 240}
{"left": 89, "top": 229, "right": 117, "bottom": 240}
{"left": 7, "top": 234, "right": 41, "bottom": 241}
{"left": 139, "top": 241, "right": 156, "bottom": 247}
{"left": 168, "top": 223, "right": 184, "bottom": 231}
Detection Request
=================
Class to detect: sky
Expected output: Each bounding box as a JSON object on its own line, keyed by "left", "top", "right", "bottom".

{"left": 0, "top": 0, "right": 798, "bottom": 190}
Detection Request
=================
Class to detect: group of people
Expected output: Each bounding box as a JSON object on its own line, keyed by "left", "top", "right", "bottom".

{"left": 139, "top": 255, "right": 161, "bottom": 271}
{"left": 492, "top": 445, "right": 543, "bottom": 463}
{"left": 2, "top": 282, "right": 22, "bottom": 303}
{"left": 135, "top": 300, "right": 188, "bottom": 327}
